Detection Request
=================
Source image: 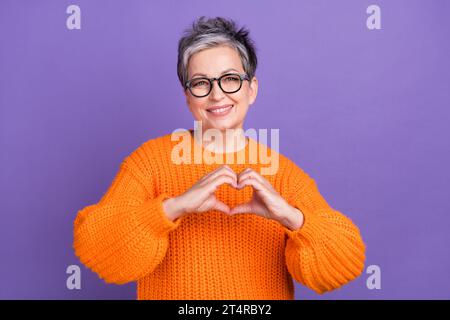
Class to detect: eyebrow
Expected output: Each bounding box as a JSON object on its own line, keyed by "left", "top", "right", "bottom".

{"left": 191, "top": 68, "right": 241, "bottom": 78}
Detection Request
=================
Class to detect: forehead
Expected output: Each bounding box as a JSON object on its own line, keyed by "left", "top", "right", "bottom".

{"left": 187, "top": 45, "right": 243, "bottom": 77}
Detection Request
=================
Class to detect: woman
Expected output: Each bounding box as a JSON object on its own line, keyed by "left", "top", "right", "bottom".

{"left": 73, "top": 16, "right": 366, "bottom": 300}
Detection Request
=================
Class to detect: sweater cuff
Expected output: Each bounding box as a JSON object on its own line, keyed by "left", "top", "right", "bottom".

{"left": 135, "top": 193, "right": 183, "bottom": 237}
{"left": 283, "top": 201, "right": 321, "bottom": 242}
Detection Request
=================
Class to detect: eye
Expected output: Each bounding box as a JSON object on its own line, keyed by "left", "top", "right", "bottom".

{"left": 192, "top": 79, "right": 209, "bottom": 87}
{"left": 223, "top": 75, "right": 240, "bottom": 82}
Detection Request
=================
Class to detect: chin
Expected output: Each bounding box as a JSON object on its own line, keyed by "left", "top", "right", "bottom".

{"left": 210, "top": 121, "right": 239, "bottom": 132}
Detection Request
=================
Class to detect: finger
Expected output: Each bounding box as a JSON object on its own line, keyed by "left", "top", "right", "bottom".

{"left": 212, "top": 199, "right": 231, "bottom": 214}
{"left": 237, "top": 168, "right": 252, "bottom": 179}
{"left": 238, "top": 168, "right": 273, "bottom": 190}
{"left": 208, "top": 165, "right": 234, "bottom": 178}
{"left": 205, "top": 171, "right": 237, "bottom": 187}
{"left": 237, "top": 176, "right": 267, "bottom": 193}
{"left": 198, "top": 165, "right": 227, "bottom": 182}
{"left": 229, "top": 202, "right": 253, "bottom": 215}
{"left": 199, "top": 171, "right": 237, "bottom": 189}
{"left": 192, "top": 174, "right": 237, "bottom": 204}
{"left": 202, "top": 165, "right": 236, "bottom": 185}
{"left": 206, "top": 175, "right": 238, "bottom": 192}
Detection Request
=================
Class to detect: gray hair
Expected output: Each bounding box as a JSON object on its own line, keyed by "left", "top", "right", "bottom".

{"left": 177, "top": 16, "right": 258, "bottom": 88}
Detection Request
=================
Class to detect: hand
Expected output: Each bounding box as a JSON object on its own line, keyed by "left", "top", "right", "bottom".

{"left": 163, "top": 165, "right": 238, "bottom": 221}
{"left": 230, "top": 168, "right": 304, "bottom": 230}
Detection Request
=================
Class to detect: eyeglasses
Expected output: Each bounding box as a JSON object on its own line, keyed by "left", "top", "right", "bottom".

{"left": 185, "top": 73, "right": 250, "bottom": 98}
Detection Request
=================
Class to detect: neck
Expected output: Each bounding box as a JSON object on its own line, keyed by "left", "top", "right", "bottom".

{"left": 192, "top": 122, "right": 248, "bottom": 153}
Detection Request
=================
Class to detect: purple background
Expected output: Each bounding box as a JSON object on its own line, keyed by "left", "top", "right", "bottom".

{"left": 1, "top": 0, "right": 449, "bottom": 299}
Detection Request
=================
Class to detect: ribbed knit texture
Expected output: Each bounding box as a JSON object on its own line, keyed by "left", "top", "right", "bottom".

{"left": 73, "top": 131, "right": 366, "bottom": 300}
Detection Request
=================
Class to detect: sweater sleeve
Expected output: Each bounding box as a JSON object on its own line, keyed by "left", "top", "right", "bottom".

{"left": 73, "top": 158, "right": 182, "bottom": 285}
{"left": 283, "top": 163, "right": 366, "bottom": 294}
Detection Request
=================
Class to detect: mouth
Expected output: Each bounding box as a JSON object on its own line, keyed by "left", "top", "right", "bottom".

{"left": 206, "top": 104, "right": 234, "bottom": 117}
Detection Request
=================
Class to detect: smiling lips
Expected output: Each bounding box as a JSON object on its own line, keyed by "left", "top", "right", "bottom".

{"left": 206, "top": 104, "right": 234, "bottom": 117}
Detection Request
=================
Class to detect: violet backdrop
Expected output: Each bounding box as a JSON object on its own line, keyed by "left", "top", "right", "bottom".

{"left": 0, "top": 0, "right": 449, "bottom": 299}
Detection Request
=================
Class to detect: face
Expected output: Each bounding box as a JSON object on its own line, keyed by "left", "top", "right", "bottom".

{"left": 184, "top": 45, "right": 258, "bottom": 132}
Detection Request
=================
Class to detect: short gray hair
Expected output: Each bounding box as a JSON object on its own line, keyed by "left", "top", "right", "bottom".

{"left": 177, "top": 16, "right": 258, "bottom": 88}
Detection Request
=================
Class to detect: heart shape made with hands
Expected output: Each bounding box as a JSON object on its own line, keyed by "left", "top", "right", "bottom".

{"left": 170, "top": 164, "right": 302, "bottom": 229}
{"left": 211, "top": 166, "right": 282, "bottom": 220}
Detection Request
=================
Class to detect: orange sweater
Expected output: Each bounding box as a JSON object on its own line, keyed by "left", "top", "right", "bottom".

{"left": 73, "top": 131, "right": 366, "bottom": 299}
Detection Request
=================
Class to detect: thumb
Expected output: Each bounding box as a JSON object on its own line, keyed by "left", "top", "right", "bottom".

{"left": 212, "top": 199, "right": 231, "bottom": 214}
{"left": 229, "top": 202, "right": 253, "bottom": 215}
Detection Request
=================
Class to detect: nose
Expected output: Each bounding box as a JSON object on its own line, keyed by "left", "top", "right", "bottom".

{"left": 209, "top": 79, "right": 225, "bottom": 101}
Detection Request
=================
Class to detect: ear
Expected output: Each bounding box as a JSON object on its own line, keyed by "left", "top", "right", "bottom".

{"left": 248, "top": 76, "right": 258, "bottom": 106}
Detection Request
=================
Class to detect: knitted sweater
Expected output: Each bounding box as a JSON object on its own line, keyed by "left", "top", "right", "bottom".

{"left": 73, "top": 131, "right": 366, "bottom": 300}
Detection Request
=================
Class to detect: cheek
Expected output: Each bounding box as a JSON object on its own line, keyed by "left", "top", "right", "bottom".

{"left": 235, "top": 85, "right": 252, "bottom": 103}
{"left": 187, "top": 98, "right": 205, "bottom": 113}
{"left": 236, "top": 103, "right": 249, "bottom": 116}
{"left": 232, "top": 90, "right": 251, "bottom": 108}
{"left": 233, "top": 97, "right": 250, "bottom": 116}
